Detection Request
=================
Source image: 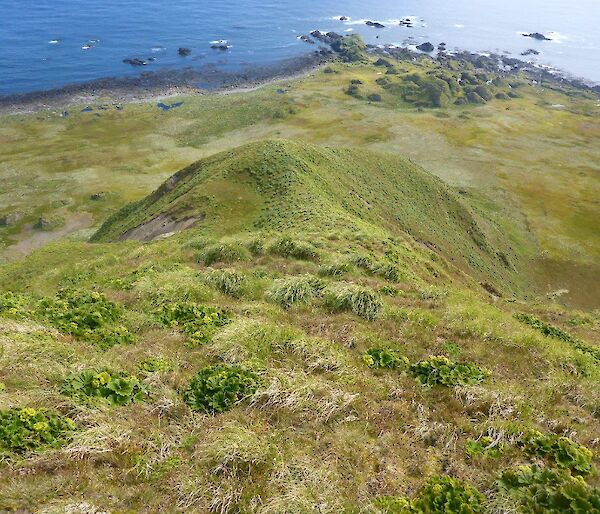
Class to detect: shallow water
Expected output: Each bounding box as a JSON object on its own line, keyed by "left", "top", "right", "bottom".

{"left": 1, "top": 0, "right": 599, "bottom": 95}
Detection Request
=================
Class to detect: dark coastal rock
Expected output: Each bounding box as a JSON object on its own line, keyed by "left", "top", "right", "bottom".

{"left": 299, "top": 35, "right": 315, "bottom": 44}
{"left": 523, "top": 32, "right": 551, "bottom": 41}
{"left": 339, "top": 16, "right": 348, "bottom": 21}
{"left": 374, "top": 58, "right": 393, "bottom": 67}
{"left": 310, "top": 31, "right": 343, "bottom": 45}
{"left": 178, "top": 47, "right": 191, "bottom": 56}
{"left": 416, "top": 42, "right": 435, "bottom": 53}
{"left": 366, "top": 21, "right": 385, "bottom": 28}
{"left": 211, "top": 44, "right": 229, "bottom": 50}
{"left": 521, "top": 49, "right": 540, "bottom": 56}
{"left": 123, "top": 58, "right": 147, "bottom": 66}
{"left": 0, "top": 211, "right": 24, "bottom": 227}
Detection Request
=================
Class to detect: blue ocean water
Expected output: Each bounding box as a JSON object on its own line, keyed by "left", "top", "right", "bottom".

{"left": 1, "top": 0, "right": 599, "bottom": 95}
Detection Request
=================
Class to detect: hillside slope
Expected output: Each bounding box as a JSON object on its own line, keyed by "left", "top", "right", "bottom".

{"left": 92, "top": 140, "right": 524, "bottom": 293}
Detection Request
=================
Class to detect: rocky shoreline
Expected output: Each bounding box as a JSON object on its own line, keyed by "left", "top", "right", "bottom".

{"left": 0, "top": 51, "right": 332, "bottom": 116}
{"left": 1, "top": 35, "right": 598, "bottom": 116}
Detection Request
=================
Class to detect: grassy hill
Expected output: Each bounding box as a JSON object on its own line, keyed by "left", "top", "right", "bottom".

{"left": 92, "top": 140, "right": 526, "bottom": 294}
{"left": 0, "top": 139, "right": 598, "bottom": 512}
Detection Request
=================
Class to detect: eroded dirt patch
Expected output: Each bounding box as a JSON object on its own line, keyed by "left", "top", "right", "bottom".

{"left": 118, "top": 213, "right": 204, "bottom": 241}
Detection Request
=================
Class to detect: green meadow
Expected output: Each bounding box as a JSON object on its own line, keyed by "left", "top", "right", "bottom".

{"left": 0, "top": 41, "right": 599, "bottom": 512}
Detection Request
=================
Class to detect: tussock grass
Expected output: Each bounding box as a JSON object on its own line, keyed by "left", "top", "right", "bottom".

{"left": 266, "top": 275, "right": 323, "bottom": 309}
{"left": 198, "top": 242, "right": 251, "bottom": 266}
{"left": 267, "top": 237, "right": 318, "bottom": 261}
{"left": 323, "top": 282, "right": 384, "bottom": 320}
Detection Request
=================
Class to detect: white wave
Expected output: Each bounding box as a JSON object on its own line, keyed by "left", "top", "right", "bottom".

{"left": 210, "top": 39, "right": 228, "bottom": 45}
{"left": 151, "top": 47, "right": 166, "bottom": 53}
{"left": 48, "top": 39, "right": 60, "bottom": 44}
{"left": 454, "top": 24, "right": 465, "bottom": 29}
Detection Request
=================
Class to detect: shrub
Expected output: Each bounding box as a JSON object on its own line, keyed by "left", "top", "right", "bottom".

{"left": 0, "top": 407, "right": 75, "bottom": 454}
{"left": 138, "top": 357, "right": 173, "bottom": 374}
{"left": 204, "top": 268, "right": 246, "bottom": 297}
{"left": 36, "top": 289, "right": 121, "bottom": 338}
{"left": 519, "top": 430, "right": 594, "bottom": 475}
{"left": 88, "top": 325, "right": 136, "bottom": 350}
{"left": 63, "top": 369, "right": 149, "bottom": 406}
{"left": 323, "top": 283, "right": 383, "bottom": 320}
{"left": 363, "top": 349, "right": 408, "bottom": 370}
{"left": 466, "top": 436, "right": 504, "bottom": 458}
{"left": 412, "top": 476, "right": 486, "bottom": 513}
{"left": 410, "top": 356, "right": 490, "bottom": 387}
{"left": 156, "top": 301, "right": 231, "bottom": 347}
{"left": 0, "top": 291, "right": 30, "bottom": 319}
{"left": 183, "top": 365, "right": 260, "bottom": 413}
{"left": 373, "top": 495, "right": 412, "bottom": 513}
{"left": 268, "top": 237, "right": 318, "bottom": 260}
{"left": 198, "top": 242, "right": 250, "bottom": 266}
{"left": 267, "top": 276, "right": 324, "bottom": 308}
{"left": 497, "top": 465, "right": 600, "bottom": 513}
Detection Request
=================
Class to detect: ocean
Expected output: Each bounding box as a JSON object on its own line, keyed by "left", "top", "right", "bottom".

{"left": 1, "top": 0, "right": 599, "bottom": 95}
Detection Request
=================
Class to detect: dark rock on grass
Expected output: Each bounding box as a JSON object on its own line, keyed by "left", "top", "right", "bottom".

{"left": 367, "top": 93, "right": 382, "bottom": 102}
{"left": 123, "top": 58, "right": 147, "bottom": 66}
{"left": 90, "top": 192, "right": 107, "bottom": 201}
{"left": 521, "top": 48, "right": 540, "bottom": 56}
{"left": 416, "top": 42, "right": 435, "bottom": 53}
{"left": 466, "top": 91, "right": 486, "bottom": 104}
{"left": 178, "top": 47, "right": 191, "bottom": 56}
{"left": 523, "top": 32, "right": 551, "bottom": 41}
{"left": 350, "top": 79, "right": 363, "bottom": 85}
{"left": 35, "top": 214, "right": 65, "bottom": 231}
{"left": 375, "top": 58, "right": 393, "bottom": 67}
{"left": 0, "top": 211, "right": 24, "bottom": 227}
{"left": 495, "top": 92, "right": 510, "bottom": 100}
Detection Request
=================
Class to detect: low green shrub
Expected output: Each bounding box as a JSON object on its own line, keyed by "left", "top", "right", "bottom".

{"left": 412, "top": 476, "right": 486, "bottom": 513}
{"left": 268, "top": 237, "right": 318, "bottom": 260}
{"left": 323, "top": 283, "right": 383, "bottom": 320}
{"left": 267, "top": 276, "right": 324, "bottom": 308}
{"left": 373, "top": 476, "right": 485, "bottom": 513}
{"left": 519, "top": 430, "right": 594, "bottom": 475}
{"left": 183, "top": 365, "right": 260, "bottom": 413}
{"left": 466, "top": 436, "right": 504, "bottom": 458}
{"left": 88, "top": 325, "right": 136, "bottom": 350}
{"left": 363, "top": 349, "right": 408, "bottom": 370}
{"left": 138, "top": 357, "right": 173, "bottom": 374}
{"left": 0, "top": 291, "right": 30, "bottom": 319}
{"left": 204, "top": 268, "right": 246, "bottom": 297}
{"left": 497, "top": 465, "right": 600, "bottom": 513}
{"left": 410, "top": 356, "right": 490, "bottom": 387}
{"left": 156, "top": 301, "right": 231, "bottom": 347}
{"left": 63, "top": 369, "right": 149, "bottom": 406}
{"left": 0, "top": 407, "right": 75, "bottom": 454}
{"left": 36, "top": 290, "right": 120, "bottom": 337}
{"left": 198, "top": 242, "right": 250, "bottom": 266}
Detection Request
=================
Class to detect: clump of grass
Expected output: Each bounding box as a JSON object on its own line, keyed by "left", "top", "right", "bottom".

{"left": 267, "top": 275, "right": 324, "bottom": 309}
{"left": 134, "top": 267, "right": 214, "bottom": 304}
{"left": 198, "top": 242, "right": 250, "bottom": 266}
{"left": 0, "top": 407, "right": 75, "bottom": 455}
{"left": 363, "top": 349, "right": 408, "bottom": 369}
{"left": 62, "top": 369, "right": 149, "bottom": 406}
{"left": 350, "top": 253, "right": 403, "bottom": 282}
{"left": 183, "top": 365, "right": 260, "bottom": 413}
{"left": 318, "top": 261, "right": 351, "bottom": 277}
{"left": 204, "top": 268, "right": 246, "bottom": 297}
{"left": 410, "top": 355, "right": 490, "bottom": 387}
{"left": 323, "top": 283, "right": 383, "bottom": 320}
{"left": 268, "top": 237, "right": 318, "bottom": 260}
{"left": 156, "top": 301, "right": 231, "bottom": 347}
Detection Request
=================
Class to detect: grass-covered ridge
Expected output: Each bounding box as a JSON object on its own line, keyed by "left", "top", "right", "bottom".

{"left": 92, "top": 139, "right": 525, "bottom": 293}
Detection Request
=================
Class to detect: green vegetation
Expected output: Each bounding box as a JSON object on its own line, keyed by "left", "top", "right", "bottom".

{"left": 0, "top": 407, "right": 75, "bottom": 455}
{"left": 156, "top": 301, "right": 231, "bottom": 347}
{"left": 62, "top": 369, "right": 149, "bottom": 405}
{"left": 0, "top": 40, "right": 599, "bottom": 512}
{"left": 410, "top": 356, "right": 490, "bottom": 387}
{"left": 183, "top": 365, "right": 260, "bottom": 413}
{"left": 497, "top": 466, "right": 600, "bottom": 513}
